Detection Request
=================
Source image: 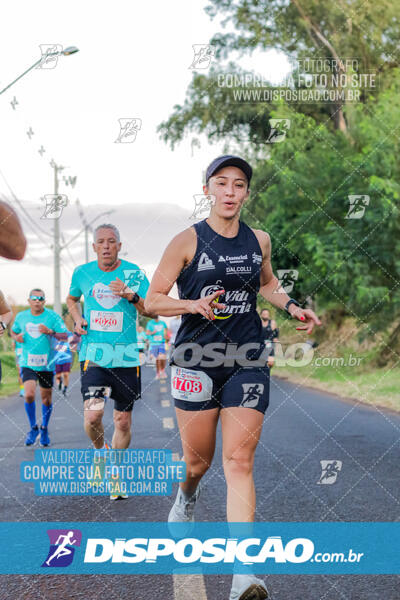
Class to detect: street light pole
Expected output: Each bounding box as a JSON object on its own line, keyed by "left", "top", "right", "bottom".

{"left": 0, "top": 46, "right": 79, "bottom": 96}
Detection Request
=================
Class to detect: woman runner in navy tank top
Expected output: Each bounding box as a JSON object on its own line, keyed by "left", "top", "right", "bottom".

{"left": 145, "top": 155, "right": 321, "bottom": 600}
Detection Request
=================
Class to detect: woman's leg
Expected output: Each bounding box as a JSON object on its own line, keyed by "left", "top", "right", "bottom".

{"left": 221, "top": 407, "right": 264, "bottom": 522}
{"left": 175, "top": 406, "right": 220, "bottom": 497}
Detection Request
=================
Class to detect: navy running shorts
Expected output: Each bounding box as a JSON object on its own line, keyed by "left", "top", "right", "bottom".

{"left": 21, "top": 367, "right": 54, "bottom": 389}
{"left": 171, "top": 365, "right": 270, "bottom": 414}
{"left": 80, "top": 361, "right": 141, "bottom": 412}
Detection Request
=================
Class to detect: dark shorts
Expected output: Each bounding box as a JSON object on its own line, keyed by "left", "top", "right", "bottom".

{"left": 21, "top": 368, "right": 54, "bottom": 389}
{"left": 80, "top": 361, "right": 141, "bottom": 412}
{"left": 55, "top": 362, "right": 72, "bottom": 374}
{"left": 171, "top": 365, "right": 270, "bottom": 414}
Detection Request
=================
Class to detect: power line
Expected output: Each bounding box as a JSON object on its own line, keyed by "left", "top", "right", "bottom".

{"left": 0, "top": 167, "right": 52, "bottom": 244}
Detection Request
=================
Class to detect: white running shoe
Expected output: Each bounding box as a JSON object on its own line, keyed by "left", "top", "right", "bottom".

{"left": 110, "top": 492, "right": 128, "bottom": 501}
{"left": 229, "top": 574, "right": 268, "bottom": 600}
{"left": 168, "top": 485, "right": 200, "bottom": 522}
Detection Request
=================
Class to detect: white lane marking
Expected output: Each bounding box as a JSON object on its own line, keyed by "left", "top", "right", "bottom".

{"left": 173, "top": 573, "right": 208, "bottom": 600}
{"left": 163, "top": 417, "right": 175, "bottom": 429}
{"left": 160, "top": 386, "right": 168, "bottom": 393}
{"left": 161, "top": 399, "right": 171, "bottom": 408}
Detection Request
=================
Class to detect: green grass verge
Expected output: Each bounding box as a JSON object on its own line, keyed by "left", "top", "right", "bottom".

{"left": 273, "top": 346, "right": 399, "bottom": 411}
{"left": 0, "top": 352, "right": 79, "bottom": 399}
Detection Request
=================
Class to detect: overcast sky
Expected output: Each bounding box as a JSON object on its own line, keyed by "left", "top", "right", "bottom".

{"left": 0, "top": 0, "right": 290, "bottom": 303}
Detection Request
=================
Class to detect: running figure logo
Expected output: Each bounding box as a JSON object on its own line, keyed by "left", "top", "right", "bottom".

{"left": 188, "top": 44, "right": 215, "bottom": 70}
{"left": 41, "top": 194, "right": 68, "bottom": 219}
{"left": 317, "top": 460, "right": 343, "bottom": 485}
{"left": 266, "top": 119, "right": 291, "bottom": 144}
{"left": 85, "top": 386, "right": 111, "bottom": 410}
{"left": 189, "top": 194, "right": 215, "bottom": 219}
{"left": 276, "top": 269, "right": 298, "bottom": 294}
{"left": 37, "top": 44, "right": 62, "bottom": 69}
{"left": 241, "top": 383, "right": 264, "bottom": 408}
{"left": 115, "top": 118, "right": 142, "bottom": 143}
{"left": 123, "top": 268, "right": 146, "bottom": 292}
{"left": 42, "top": 529, "right": 82, "bottom": 567}
{"left": 345, "top": 195, "right": 370, "bottom": 219}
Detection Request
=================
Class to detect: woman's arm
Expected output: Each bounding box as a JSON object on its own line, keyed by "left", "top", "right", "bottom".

{"left": 253, "top": 229, "right": 321, "bottom": 333}
{"left": 0, "top": 201, "right": 26, "bottom": 260}
{"left": 0, "top": 290, "right": 13, "bottom": 334}
{"left": 144, "top": 227, "right": 226, "bottom": 320}
{"left": 144, "top": 228, "right": 196, "bottom": 316}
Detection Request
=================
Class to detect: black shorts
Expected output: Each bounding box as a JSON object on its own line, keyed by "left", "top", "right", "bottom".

{"left": 80, "top": 361, "right": 141, "bottom": 412}
{"left": 21, "top": 368, "right": 54, "bottom": 389}
{"left": 171, "top": 365, "right": 270, "bottom": 414}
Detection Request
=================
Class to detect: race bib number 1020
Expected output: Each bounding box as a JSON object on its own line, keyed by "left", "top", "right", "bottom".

{"left": 90, "top": 311, "right": 123, "bottom": 332}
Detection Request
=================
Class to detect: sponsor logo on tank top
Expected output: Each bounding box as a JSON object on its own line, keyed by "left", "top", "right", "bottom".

{"left": 201, "top": 282, "right": 252, "bottom": 319}
{"left": 226, "top": 266, "right": 252, "bottom": 275}
{"left": 197, "top": 252, "right": 215, "bottom": 272}
{"left": 252, "top": 252, "right": 262, "bottom": 264}
{"left": 218, "top": 254, "right": 247, "bottom": 264}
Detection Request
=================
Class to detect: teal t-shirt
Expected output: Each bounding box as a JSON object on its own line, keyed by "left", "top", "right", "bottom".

{"left": 146, "top": 319, "right": 168, "bottom": 347}
{"left": 69, "top": 259, "right": 149, "bottom": 368}
{"left": 12, "top": 308, "right": 68, "bottom": 371}
{"left": 137, "top": 331, "right": 147, "bottom": 350}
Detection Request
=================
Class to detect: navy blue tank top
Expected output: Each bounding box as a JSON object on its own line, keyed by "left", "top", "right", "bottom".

{"left": 173, "top": 219, "right": 264, "bottom": 370}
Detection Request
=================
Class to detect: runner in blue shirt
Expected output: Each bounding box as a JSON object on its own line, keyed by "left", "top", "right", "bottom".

{"left": 146, "top": 316, "right": 168, "bottom": 379}
{"left": 66, "top": 224, "right": 153, "bottom": 498}
{"left": 49, "top": 333, "right": 80, "bottom": 396}
{"left": 11, "top": 288, "right": 68, "bottom": 446}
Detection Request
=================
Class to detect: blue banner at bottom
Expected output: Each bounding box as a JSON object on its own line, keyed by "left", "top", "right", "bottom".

{"left": 0, "top": 522, "right": 398, "bottom": 574}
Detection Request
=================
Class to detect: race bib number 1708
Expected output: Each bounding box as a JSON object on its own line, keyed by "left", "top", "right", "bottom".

{"left": 171, "top": 366, "right": 213, "bottom": 402}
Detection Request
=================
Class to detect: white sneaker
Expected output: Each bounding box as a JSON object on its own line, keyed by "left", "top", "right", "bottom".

{"left": 110, "top": 493, "right": 128, "bottom": 501}
{"left": 229, "top": 574, "right": 268, "bottom": 600}
{"left": 168, "top": 485, "right": 200, "bottom": 522}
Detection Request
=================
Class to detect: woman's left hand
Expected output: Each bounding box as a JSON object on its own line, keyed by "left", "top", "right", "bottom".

{"left": 290, "top": 307, "right": 322, "bottom": 334}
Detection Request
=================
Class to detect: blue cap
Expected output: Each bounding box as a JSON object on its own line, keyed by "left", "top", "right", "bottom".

{"left": 205, "top": 155, "right": 252, "bottom": 186}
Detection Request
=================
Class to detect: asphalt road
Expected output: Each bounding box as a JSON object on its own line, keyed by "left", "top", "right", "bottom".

{"left": 0, "top": 363, "right": 399, "bottom": 599}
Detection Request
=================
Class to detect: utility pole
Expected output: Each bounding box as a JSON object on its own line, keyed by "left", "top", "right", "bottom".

{"left": 52, "top": 162, "right": 64, "bottom": 315}
{"left": 76, "top": 198, "right": 114, "bottom": 263}
{"left": 76, "top": 198, "right": 89, "bottom": 263}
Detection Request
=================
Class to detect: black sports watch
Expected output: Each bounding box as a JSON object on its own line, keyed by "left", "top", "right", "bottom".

{"left": 285, "top": 299, "right": 300, "bottom": 316}
{"left": 0, "top": 321, "right": 7, "bottom": 331}
{"left": 128, "top": 293, "right": 140, "bottom": 305}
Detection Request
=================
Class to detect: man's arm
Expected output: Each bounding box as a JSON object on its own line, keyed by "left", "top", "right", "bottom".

{"left": 66, "top": 294, "right": 87, "bottom": 335}
{"left": 10, "top": 315, "right": 23, "bottom": 343}
{"left": 108, "top": 277, "right": 156, "bottom": 318}
{"left": 0, "top": 201, "right": 26, "bottom": 260}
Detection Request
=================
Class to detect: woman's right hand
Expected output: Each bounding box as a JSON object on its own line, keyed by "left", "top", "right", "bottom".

{"left": 187, "top": 290, "right": 226, "bottom": 321}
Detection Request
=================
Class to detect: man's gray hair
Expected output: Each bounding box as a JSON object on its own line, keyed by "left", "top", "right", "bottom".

{"left": 93, "top": 224, "right": 120, "bottom": 242}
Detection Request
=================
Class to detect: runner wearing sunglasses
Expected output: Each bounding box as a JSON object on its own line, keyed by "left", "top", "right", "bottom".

{"left": 11, "top": 289, "right": 68, "bottom": 446}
